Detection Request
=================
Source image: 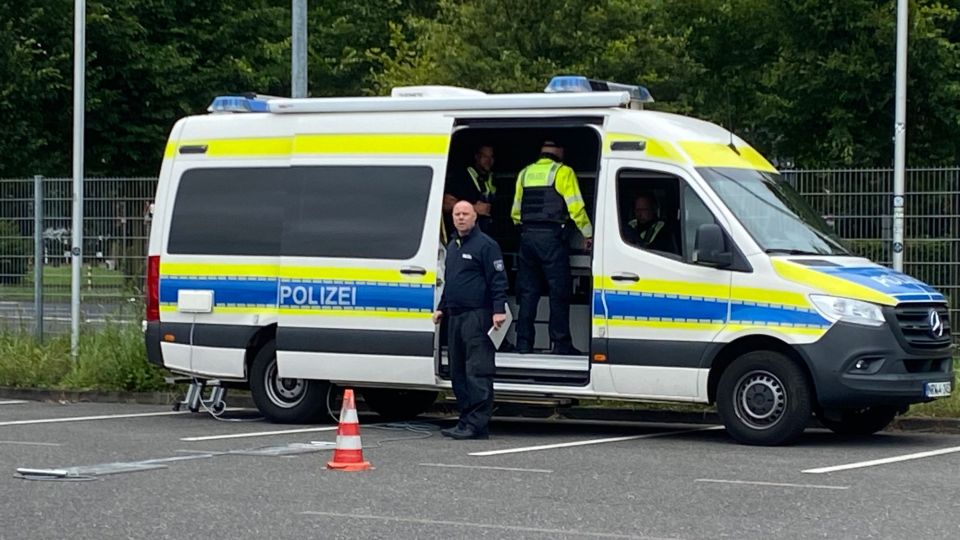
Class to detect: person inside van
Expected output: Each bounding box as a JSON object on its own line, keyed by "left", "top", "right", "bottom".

{"left": 623, "top": 192, "right": 678, "bottom": 254}
{"left": 442, "top": 144, "right": 496, "bottom": 240}
{"left": 512, "top": 140, "right": 593, "bottom": 356}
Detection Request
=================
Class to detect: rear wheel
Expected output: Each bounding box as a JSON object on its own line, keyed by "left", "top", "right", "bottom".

{"left": 249, "top": 340, "right": 330, "bottom": 423}
{"left": 361, "top": 388, "right": 438, "bottom": 421}
{"left": 816, "top": 406, "right": 898, "bottom": 436}
{"left": 716, "top": 350, "right": 812, "bottom": 446}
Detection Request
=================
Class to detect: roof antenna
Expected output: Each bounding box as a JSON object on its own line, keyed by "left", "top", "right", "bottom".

{"left": 726, "top": 88, "right": 740, "bottom": 155}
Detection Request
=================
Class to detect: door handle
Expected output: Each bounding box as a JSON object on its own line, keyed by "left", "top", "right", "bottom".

{"left": 611, "top": 272, "right": 640, "bottom": 282}
{"left": 400, "top": 266, "right": 427, "bottom": 275}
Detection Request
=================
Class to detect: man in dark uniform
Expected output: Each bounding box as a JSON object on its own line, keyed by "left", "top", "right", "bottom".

{"left": 511, "top": 141, "right": 592, "bottom": 355}
{"left": 434, "top": 201, "right": 508, "bottom": 440}
{"left": 623, "top": 192, "right": 678, "bottom": 254}
{"left": 442, "top": 145, "right": 496, "bottom": 241}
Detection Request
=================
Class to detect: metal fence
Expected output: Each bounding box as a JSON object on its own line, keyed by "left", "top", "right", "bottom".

{"left": 1, "top": 169, "right": 958, "bottom": 340}
{"left": 0, "top": 176, "right": 155, "bottom": 333}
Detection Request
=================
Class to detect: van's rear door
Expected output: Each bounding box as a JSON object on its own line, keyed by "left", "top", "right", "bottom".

{"left": 275, "top": 113, "right": 453, "bottom": 386}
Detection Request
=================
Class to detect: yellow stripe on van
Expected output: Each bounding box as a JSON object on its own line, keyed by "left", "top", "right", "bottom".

{"left": 598, "top": 317, "right": 725, "bottom": 332}
{"left": 171, "top": 137, "right": 293, "bottom": 158}
{"left": 160, "top": 262, "right": 279, "bottom": 278}
{"left": 278, "top": 308, "right": 432, "bottom": 319}
{"left": 724, "top": 324, "right": 828, "bottom": 337}
{"left": 679, "top": 141, "right": 777, "bottom": 173}
{"left": 159, "top": 262, "right": 435, "bottom": 285}
{"left": 771, "top": 259, "right": 896, "bottom": 306}
{"left": 294, "top": 133, "right": 449, "bottom": 155}
{"left": 603, "top": 132, "right": 685, "bottom": 163}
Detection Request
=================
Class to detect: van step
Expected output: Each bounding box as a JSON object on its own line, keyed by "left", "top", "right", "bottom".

{"left": 444, "top": 394, "right": 575, "bottom": 407}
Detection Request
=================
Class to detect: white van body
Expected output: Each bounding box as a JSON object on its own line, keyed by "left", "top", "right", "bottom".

{"left": 145, "top": 88, "right": 953, "bottom": 445}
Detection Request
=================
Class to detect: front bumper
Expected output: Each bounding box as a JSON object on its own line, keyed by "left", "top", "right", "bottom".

{"left": 797, "top": 320, "right": 953, "bottom": 409}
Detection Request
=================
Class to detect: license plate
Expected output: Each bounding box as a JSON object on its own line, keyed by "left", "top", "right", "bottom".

{"left": 924, "top": 381, "right": 952, "bottom": 398}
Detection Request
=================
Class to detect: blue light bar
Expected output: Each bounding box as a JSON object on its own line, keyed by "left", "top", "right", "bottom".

{"left": 207, "top": 95, "right": 271, "bottom": 113}
{"left": 544, "top": 75, "right": 654, "bottom": 106}
{"left": 544, "top": 75, "right": 594, "bottom": 94}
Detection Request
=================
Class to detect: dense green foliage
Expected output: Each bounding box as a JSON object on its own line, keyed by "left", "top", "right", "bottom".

{"left": 2, "top": 0, "right": 959, "bottom": 177}
{"left": 0, "top": 323, "right": 168, "bottom": 391}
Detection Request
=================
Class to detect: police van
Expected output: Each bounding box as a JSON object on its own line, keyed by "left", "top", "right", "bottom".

{"left": 145, "top": 76, "right": 953, "bottom": 445}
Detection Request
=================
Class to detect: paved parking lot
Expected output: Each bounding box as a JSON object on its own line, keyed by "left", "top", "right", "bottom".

{"left": 1, "top": 398, "right": 959, "bottom": 539}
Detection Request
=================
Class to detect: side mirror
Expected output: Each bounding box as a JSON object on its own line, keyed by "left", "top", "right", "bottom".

{"left": 694, "top": 223, "right": 733, "bottom": 268}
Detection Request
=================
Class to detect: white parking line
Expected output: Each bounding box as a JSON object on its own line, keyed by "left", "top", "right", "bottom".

{"left": 803, "top": 445, "right": 960, "bottom": 474}
{"left": 300, "top": 511, "right": 677, "bottom": 539}
{"left": 0, "top": 440, "right": 62, "bottom": 447}
{"left": 469, "top": 425, "right": 723, "bottom": 456}
{"left": 0, "top": 400, "right": 28, "bottom": 405}
{"left": 180, "top": 426, "right": 338, "bottom": 441}
{"left": 695, "top": 478, "right": 849, "bottom": 490}
{"left": 419, "top": 463, "right": 552, "bottom": 474}
{"left": 0, "top": 411, "right": 189, "bottom": 427}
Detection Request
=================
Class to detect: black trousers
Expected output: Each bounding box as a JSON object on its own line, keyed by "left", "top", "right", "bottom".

{"left": 448, "top": 308, "right": 495, "bottom": 433}
{"left": 515, "top": 226, "right": 572, "bottom": 351}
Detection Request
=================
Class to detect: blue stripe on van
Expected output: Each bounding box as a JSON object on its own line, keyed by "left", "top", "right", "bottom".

{"left": 160, "top": 276, "right": 433, "bottom": 311}
{"left": 603, "top": 291, "right": 727, "bottom": 322}
{"left": 160, "top": 277, "right": 277, "bottom": 306}
{"left": 894, "top": 293, "right": 936, "bottom": 302}
{"left": 729, "top": 302, "right": 829, "bottom": 327}
{"left": 279, "top": 280, "right": 432, "bottom": 311}
{"left": 600, "top": 290, "right": 831, "bottom": 328}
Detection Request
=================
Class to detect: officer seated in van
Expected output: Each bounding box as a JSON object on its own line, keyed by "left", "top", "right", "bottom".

{"left": 622, "top": 192, "right": 678, "bottom": 254}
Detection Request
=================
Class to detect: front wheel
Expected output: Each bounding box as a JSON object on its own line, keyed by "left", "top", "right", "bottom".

{"left": 816, "top": 406, "right": 898, "bottom": 436}
{"left": 249, "top": 340, "right": 331, "bottom": 423}
{"left": 716, "top": 350, "right": 812, "bottom": 446}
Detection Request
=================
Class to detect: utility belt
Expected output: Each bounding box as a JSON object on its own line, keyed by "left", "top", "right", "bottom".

{"left": 520, "top": 221, "right": 564, "bottom": 232}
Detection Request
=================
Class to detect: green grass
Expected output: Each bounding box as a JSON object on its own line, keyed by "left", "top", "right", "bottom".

{"left": 0, "top": 323, "right": 170, "bottom": 391}
{"left": 0, "top": 264, "right": 136, "bottom": 301}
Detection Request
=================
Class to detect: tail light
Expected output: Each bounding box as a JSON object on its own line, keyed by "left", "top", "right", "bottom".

{"left": 146, "top": 255, "right": 160, "bottom": 322}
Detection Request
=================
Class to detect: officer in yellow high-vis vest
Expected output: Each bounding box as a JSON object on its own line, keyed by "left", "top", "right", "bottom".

{"left": 511, "top": 140, "right": 592, "bottom": 355}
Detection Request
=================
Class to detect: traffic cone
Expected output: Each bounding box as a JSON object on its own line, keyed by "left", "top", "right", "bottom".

{"left": 326, "top": 388, "right": 372, "bottom": 471}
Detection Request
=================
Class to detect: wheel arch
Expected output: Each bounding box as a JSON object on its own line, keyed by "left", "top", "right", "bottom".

{"left": 706, "top": 335, "right": 815, "bottom": 404}
{"left": 244, "top": 323, "right": 277, "bottom": 380}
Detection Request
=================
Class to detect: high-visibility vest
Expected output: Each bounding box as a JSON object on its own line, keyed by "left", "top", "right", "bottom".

{"left": 467, "top": 166, "right": 495, "bottom": 200}
{"left": 629, "top": 219, "right": 665, "bottom": 245}
{"left": 518, "top": 160, "right": 566, "bottom": 224}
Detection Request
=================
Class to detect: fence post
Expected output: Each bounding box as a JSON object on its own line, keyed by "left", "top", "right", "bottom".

{"left": 33, "top": 174, "right": 44, "bottom": 342}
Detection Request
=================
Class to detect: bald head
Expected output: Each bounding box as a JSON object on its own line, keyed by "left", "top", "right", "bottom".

{"left": 452, "top": 200, "right": 477, "bottom": 235}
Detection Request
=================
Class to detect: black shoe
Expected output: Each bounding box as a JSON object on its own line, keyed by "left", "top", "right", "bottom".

{"left": 444, "top": 426, "right": 489, "bottom": 440}
{"left": 515, "top": 342, "right": 533, "bottom": 354}
{"left": 498, "top": 340, "right": 516, "bottom": 353}
{"left": 440, "top": 426, "right": 463, "bottom": 438}
{"left": 551, "top": 346, "right": 583, "bottom": 356}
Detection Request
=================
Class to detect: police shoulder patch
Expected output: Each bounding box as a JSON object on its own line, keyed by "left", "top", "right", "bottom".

{"left": 493, "top": 259, "right": 504, "bottom": 272}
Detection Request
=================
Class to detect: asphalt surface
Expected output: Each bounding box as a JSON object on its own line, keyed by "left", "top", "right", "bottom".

{"left": 1, "top": 400, "right": 959, "bottom": 540}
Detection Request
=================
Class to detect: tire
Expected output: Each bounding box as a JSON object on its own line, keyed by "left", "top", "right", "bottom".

{"left": 816, "top": 406, "right": 898, "bottom": 436}
{"left": 249, "top": 340, "right": 330, "bottom": 424}
{"left": 361, "top": 388, "right": 438, "bottom": 422}
{"left": 716, "top": 350, "right": 813, "bottom": 446}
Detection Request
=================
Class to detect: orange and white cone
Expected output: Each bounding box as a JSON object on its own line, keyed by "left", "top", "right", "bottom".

{"left": 326, "top": 388, "right": 372, "bottom": 471}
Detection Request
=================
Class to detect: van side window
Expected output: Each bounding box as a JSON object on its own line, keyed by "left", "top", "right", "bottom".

{"left": 168, "top": 168, "right": 284, "bottom": 256}
{"left": 616, "top": 172, "right": 681, "bottom": 258}
{"left": 284, "top": 166, "right": 432, "bottom": 259}
{"left": 168, "top": 166, "right": 432, "bottom": 260}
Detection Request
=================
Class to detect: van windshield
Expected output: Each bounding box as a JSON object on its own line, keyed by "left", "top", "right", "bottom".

{"left": 698, "top": 167, "right": 850, "bottom": 256}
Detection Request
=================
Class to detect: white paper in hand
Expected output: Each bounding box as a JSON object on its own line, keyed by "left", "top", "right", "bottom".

{"left": 487, "top": 303, "right": 512, "bottom": 349}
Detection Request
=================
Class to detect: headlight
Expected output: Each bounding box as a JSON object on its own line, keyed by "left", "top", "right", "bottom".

{"left": 809, "top": 295, "right": 885, "bottom": 327}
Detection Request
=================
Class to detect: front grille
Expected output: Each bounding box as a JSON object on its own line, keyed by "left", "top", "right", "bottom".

{"left": 893, "top": 304, "right": 952, "bottom": 350}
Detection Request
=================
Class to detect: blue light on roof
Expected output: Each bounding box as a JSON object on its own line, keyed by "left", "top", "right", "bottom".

{"left": 544, "top": 76, "right": 594, "bottom": 93}
{"left": 544, "top": 75, "right": 654, "bottom": 106}
{"left": 207, "top": 95, "right": 271, "bottom": 113}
